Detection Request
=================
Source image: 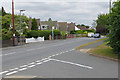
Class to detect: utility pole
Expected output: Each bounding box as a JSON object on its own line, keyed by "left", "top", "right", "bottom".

{"left": 12, "top": 0, "right": 15, "bottom": 46}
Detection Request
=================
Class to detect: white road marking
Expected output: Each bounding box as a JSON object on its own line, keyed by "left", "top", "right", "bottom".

{"left": 51, "top": 59, "right": 93, "bottom": 69}
{"left": 28, "top": 62, "right": 35, "bottom": 65}
{"left": 18, "top": 68, "right": 27, "bottom": 71}
{"left": 36, "top": 62, "right": 42, "bottom": 65}
{"left": 0, "top": 71, "right": 9, "bottom": 75}
{"left": 2, "top": 48, "right": 80, "bottom": 76}
{"left": 3, "top": 52, "right": 16, "bottom": 56}
{"left": 9, "top": 68, "right": 18, "bottom": 71}
{"left": 6, "top": 71, "right": 18, "bottom": 76}
{"left": 20, "top": 65, "right": 28, "bottom": 68}
{"left": 28, "top": 65, "right": 36, "bottom": 68}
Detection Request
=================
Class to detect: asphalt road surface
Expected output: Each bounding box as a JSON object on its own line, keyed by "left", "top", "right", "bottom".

{"left": 1, "top": 37, "right": 118, "bottom": 78}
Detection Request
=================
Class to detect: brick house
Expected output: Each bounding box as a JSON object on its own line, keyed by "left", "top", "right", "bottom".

{"left": 67, "top": 22, "right": 75, "bottom": 32}
{"left": 58, "top": 22, "right": 68, "bottom": 33}
{"left": 40, "top": 21, "right": 58, "bottom": 30}
{"left": 77, "top": 25, "right": 87, "bottom": 30}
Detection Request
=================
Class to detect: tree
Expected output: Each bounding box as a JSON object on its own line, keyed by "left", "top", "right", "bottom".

{"left": 108, "top": 1, "right": 120, "bottom": 54}
{"left": 81, "top": 24, "right": 85, "bottom": 27}
{"left": 2, "top": 7, "right": 6, "bottom": 16}
{"left": 31, "top": 18, "right": 38, "bottom": 31}
{"left": 48, "top": 18, "right": 52, "bottom": 21}
{"left": 96, "top": 14, "right": 110, "bottom": 34}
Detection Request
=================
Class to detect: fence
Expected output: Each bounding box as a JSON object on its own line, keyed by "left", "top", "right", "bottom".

{"left": 26, "top": 37, "right": 44, "bottom": 43}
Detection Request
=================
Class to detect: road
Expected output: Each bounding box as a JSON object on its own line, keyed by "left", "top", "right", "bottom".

{"left": 1, "top": 37, "right": 118, "bottom": 78}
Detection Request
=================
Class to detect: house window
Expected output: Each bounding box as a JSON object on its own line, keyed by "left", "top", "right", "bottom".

{"left": 42, "top": 26, "right": 46, "bottom": 29}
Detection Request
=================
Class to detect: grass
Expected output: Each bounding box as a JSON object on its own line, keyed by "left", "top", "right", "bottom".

{"left": 76, "top": 38, "right": 107, "bottom": 50}
{"left": 88, "top": 43, "right": 119, "bottom": 60}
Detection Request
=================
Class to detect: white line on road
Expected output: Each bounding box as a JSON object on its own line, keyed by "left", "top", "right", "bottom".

{"left": 20, "top": 65, "right": 28, "bottom": 68}
{"left": 6, "top": 71, "right": 18, "bottom": 76}
{"left": 0, "top": 71, "right": 9, "bottom": 75}
{"left": 9, "top": 68, "right": 19, "bottom": 71}
{"left": 18, "top": 68, "right": 27, "bottom": 71}
{"left": 51, "top": 58, "right": 93, "bottom": 69}
{"left": 2, "top": 52, "right": 16, "bottom": 56}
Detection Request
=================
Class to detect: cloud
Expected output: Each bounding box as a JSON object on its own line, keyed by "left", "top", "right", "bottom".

{"left": 2, "top": 1, "right": 111, "bottom": 26}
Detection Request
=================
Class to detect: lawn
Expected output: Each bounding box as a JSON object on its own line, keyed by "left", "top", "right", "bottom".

{"left": 88, "top": 43, "right": 119, "bottom": 60}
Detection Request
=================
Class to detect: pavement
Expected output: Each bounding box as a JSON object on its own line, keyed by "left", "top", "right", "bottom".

{"left": 0, "top": 37, "right": 118, "bottom": 78}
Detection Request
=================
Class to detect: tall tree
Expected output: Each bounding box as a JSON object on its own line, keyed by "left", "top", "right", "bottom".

{"left": 2, "top": 7, "right": 6, "bottom": 16}
{"left": 96, "top": 14, "right": 110, "bottom": 34}
{"left": 108, "top": 1, "right": 120, "bottom": 54}
{"left": 48, "top": 18, "right": 52, "bottom": 21}
{"left": 31, "top": 18, "right": 38, "bottom": 30}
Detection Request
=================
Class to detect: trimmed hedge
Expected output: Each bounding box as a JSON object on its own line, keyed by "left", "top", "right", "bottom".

{"left": 70, "top": 29, "right": 95, "bottom": 34}
{"left": 26, "top": 30, "right": 61, "bottom": 40}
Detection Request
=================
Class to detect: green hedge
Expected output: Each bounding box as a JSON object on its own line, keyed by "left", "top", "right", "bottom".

{"left": 26, "top": 30, "right": 61, "bottom": 40}
{"left": 70, "top": 29, "right": 95, "bottom": 34}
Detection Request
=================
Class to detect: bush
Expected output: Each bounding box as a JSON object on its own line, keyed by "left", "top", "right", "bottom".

{"left": 2, "top": 30, "right": 12, "bottom": 40}
{"left": 27, "top": 30, "right": 39, "bottom": 38}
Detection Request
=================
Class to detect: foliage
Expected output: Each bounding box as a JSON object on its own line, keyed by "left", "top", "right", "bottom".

{"left": 31, "top": 18, "right": 38, "bottom": 31}
{"left": 96, "top": 14, "right": 110, "bottom": 34}
{"left": 108, "top": 1, "right": 120, "bottom": 54}
{"left": 2, "top": 7, "right": 7, "bottom": 16}
{"left": 26, "top": 30, "right": 61, "bottom": 40}
{"left": 28, "top": 30, "right": 39, "bottom": 38}
{"left": 48, "top": 18, "right": 52, "bottom": 21}
{"left": 70, "top": 30, "right": 95, "bottom": 34}
{"left": 2, "top": 29, "right": 12, "bottom": 40}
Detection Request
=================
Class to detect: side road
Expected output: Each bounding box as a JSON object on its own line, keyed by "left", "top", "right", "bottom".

{"left": 78, "top": 40, "right": 120, "bottom": 62}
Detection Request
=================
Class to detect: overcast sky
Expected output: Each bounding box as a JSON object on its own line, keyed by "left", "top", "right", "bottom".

{"left": 1, "top": 0, "right": 117, "bottom": 26}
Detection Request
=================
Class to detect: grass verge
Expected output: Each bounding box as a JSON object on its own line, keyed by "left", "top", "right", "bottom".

{"left": 88, "top": 43, "right": 119, "bottom": 60}
{"left": 76, "top": 38, "right": 107, "bottom": 50}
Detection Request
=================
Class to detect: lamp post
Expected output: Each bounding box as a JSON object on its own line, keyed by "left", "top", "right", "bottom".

{"left": 52, "top": 26, "right": 54, "bottom": 40}
{"left": 12, "top": 0, "right": 15, "bottom": 46}
{"left": 20, "top": 9, "right": 25, "bottom": 33}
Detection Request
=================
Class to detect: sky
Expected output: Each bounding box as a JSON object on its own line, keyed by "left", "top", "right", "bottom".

{"left": 1, "top": 0, "right": 117, "bottom": 26}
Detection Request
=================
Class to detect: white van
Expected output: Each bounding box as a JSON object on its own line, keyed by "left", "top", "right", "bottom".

{"left": 88, "top": 32, "right": 94, "bottom": 37}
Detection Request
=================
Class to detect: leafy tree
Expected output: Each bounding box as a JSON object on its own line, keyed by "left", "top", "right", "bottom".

{"left": 108, "top": 1, "right": 120, "bottom": 54}
{"left": 2, "top": 7, "right": 6, "bottom": 16}
{"left": 31, "top": 18, "right": 38, "bottom": 31}
{"left": 81, "top": 24, "right": 85, "bottom": 27}
{"left": 96, "top": 14, "right": 110, "bottom": 34}
{"left": 86, "top": 26, "right": 89, "bottom": 28}
{"left": 2, "top": 14, "right": 12, "bottom": 29}
{"left": 48, "top": 18, "right": 52, "bottom": 21}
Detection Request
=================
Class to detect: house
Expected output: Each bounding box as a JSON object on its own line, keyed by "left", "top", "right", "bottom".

{"left": 67, "top": 22, "right": 75, "bottom": 32}
{"left": 77, "top": 25, "right": 87, "bottom": 30}
{"left": 58, "top": 22, "right": 68, "bottom": 33}
{"left": 40, "top": 21, "right": 58, "bottom": 30}
{"left": 36, "top": 19, "right": 41, "bottom": 30}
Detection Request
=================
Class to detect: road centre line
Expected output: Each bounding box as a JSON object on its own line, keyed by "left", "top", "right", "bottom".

{"left": 1, "top": 48, "right": 76, "bottom": 76}
{"left": 2, "top": 38, "right": 90, "bottom": 56}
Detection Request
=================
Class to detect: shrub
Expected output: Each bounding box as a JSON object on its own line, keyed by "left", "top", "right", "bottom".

{"left": 28, "top": 30, "right": 39, "bottom": 38}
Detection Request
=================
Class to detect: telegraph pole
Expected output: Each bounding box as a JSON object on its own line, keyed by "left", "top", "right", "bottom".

{"left": 12, "top": 0, "right": 15, "bottom": 46}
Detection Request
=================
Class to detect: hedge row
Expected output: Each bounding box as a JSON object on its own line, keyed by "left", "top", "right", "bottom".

{"left": 70, "top": 29, "right": 95, "bottom": 34}
{"left": 25, "top": 30, "right": 61, "bottom": 40}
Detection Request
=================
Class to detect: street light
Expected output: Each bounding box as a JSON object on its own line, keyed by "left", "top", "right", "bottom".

{"left": 20, "top": 9, "right": 25, "bottom": 34}
{"left": 52, "top": 26, "right": 54, "bottom": 40}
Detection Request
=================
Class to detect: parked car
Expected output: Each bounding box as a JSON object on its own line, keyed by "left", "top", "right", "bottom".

{"left": 94, "top": 33, "right": 101, "bottom": 38}
{"left": 88, "top": 32, "right": 94, "bottom": 38}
